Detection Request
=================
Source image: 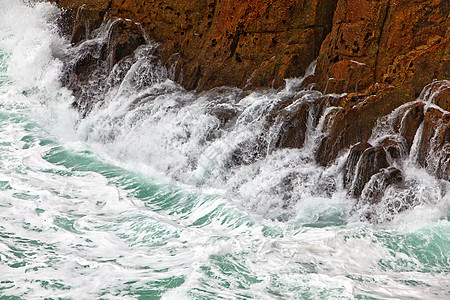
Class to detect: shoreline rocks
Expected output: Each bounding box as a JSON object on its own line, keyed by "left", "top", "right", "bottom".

{"left": 49, "top": 0, "right": 449, "bottom": 220}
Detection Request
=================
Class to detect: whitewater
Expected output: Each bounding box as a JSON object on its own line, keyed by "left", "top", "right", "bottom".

{"left": 0, "top": 1, "right": 449, "bottom": 299}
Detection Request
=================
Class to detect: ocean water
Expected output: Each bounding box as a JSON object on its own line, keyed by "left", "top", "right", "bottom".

{"left": 0, "top": 1, "right": 449, "bottom": 299}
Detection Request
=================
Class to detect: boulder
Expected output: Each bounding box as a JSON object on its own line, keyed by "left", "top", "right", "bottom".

{"left": 64, "top": 17, "right": 148, "bottom": 116}
{"left": 399, "top": 102, "right": 425, "bottom": 151}
{"left": 51, "top": 0, "right": 111, "bottom": 42}
{"left": 429, "top": 81, "right": 450, "bottom": 111}
{"left": 360, "top": 166, "right": 404, "bottom": 205}
{"left": 347, "top": 145, "right": 390, "bottom": 197}
{"left": 316, "top": 87, "right": 412, "bottom": 165}
{"left": 108, "top": 20, "right": 147, "bottom": 67}
{"left": 378, "top": 137, "right": 405, "bottom": 161}
{"left": 274, "top": 102, "right": 311, "bottom": 149}
{"left": 343, "top": 142, "right": 372, "bottom": 188}
{"left": 418, "top": 107, "right": 450, "bottom": 180}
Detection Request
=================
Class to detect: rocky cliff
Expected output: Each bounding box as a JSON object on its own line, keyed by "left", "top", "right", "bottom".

{"left": 50, "top": 0, "right": 449, "bottom": 208}
{"left": 52, "top": 0, "right": 340, "bottom": 91}
{"left": 314, "top": 0, "right": 449, "bottom": 165}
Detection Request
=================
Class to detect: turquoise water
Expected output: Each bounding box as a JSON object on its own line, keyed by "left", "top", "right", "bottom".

{"left": 0, "top": 1, "right": 449, "bottom": 299}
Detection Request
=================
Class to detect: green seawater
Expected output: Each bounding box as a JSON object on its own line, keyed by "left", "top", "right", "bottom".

{"left": 0, "top": 1, "right": 449, "bottom": 299}
{"left": 0, "top": 97, "right": 448, "bottom": 299}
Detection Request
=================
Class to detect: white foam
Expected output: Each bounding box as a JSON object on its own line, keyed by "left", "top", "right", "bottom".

{"left": 0, "top": 1, "right": 448, "bottom": 299}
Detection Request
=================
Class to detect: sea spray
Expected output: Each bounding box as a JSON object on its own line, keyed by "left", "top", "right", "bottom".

{"left": 0, "top": 1, "right": 448, "bottom": 299}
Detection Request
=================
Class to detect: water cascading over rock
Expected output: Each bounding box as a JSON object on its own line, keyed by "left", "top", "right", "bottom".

{"left": 52, "top": 0, "right": 449, "bottom": 222}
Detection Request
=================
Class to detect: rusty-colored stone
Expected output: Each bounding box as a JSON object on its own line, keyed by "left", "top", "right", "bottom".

{"left": 50, "top": 0, "right": 450, "bottom": 181}
{"left": 51, "top": 0, "right": 339, "bottom": 91}
{"left": 349, "top": 145, "right": 390, "bottom": 197}
{"left": 399, "top": 102, "right": 425, "bottom": 151}
{"left": 418, "top": 107, "right": 450, "bottom": 180}
{"left": 316, "top": 86, "right": 412, "bottom": 165}
{"left": 315, "top": 0, "right": 450, "bottom": 96}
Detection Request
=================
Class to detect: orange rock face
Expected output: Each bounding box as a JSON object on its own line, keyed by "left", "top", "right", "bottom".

{"left": 417, "top": 82, "right": 450, "bottom": 180}
{"left": 52, "top": 0, "right": 338, "bottom": 91}
{"left": 313, "top": 0, "right": 450, "bottom": 166}
{"left": 315, "top": 0, "right": 450, "bottom": 96}
{"left": 51, "top": 0, "right": 450, "bottom": 178}
{"left": 52, "top": 0, "right": 449, "bottom": 94}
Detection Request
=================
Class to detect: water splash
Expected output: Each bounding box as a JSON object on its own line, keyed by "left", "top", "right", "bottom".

{"left": 0, "top": 1, "right": 448, "bottom": 299}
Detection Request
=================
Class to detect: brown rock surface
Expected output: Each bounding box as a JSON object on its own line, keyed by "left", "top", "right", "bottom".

{"left": 315, "top": 0, "right": 450, "bottom": 96}
{"left": 315, "top": 86, "right": 410, "bottom": 165}
{"left": 399, "top": 102, "right": 425, "bottom": 150}
{"left": 348, "top": 145, "right": 390, "bottom": 197}
{"left": 428, "top": 81, "right": 450, "bottom": 111}
{"left": 418, "top": 107, "right": 450, "bottom": 180}
{"left": 313, "top": 0, "right": 450, "bottom": 166}
{"left": 343, "top": 141, "right": 405, "bottom": 201}
{"left": 50, "top": 0, "right": 450, "bottom": 178}
{"left": 52, "top": 0, "right": 339, "bottom": 91}
{"left": 378, "top": 137, "right": 405, "bottom": 160}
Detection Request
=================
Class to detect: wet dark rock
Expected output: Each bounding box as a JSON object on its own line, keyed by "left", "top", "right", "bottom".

{"left": 316, "top": 87, "right": 413, "bottom": 166}
{"left": 278, "top": 173, "right": 297, "bottom": 207}
{"left": 348, "top": 145, "right": 390, "bottom": 198}
{"left": 275, "top": 102, "right": 311, "bottom": 149}
{"left": 108, "top": 20, "right": 147, "bottom": 67}
{"left": 428, "top": 81, "right": 450, "bottom": 111}
{"left": 229, "top": 136, "right": 268, "bottom": 166}
{"left": 264, "top": 91, "right": 324, "bottom": 150}
{"left": 433, "top": 87, "right": 450, "bottom": 112}
{"left": 418, "top": 107, "right": 450, "bottom": 181}
{"left": 343, "top": 142, "right": 372, "bottom": 188}
{"left": 399, "top": 102, "right": 425, "bottom": 151}
{"left": 378, "top": 137, "right": 406, "bottom": 161}
{"left": 203, "top": 87, "right": 246, "bottom": 126}
{"left": 207, "top": 104, "right": 240, "bottom": 126}
{"left": 437, "top": 145, "right": 450, "bottom": 181}
{"left": 63, "top": 18, "right": 148, "bottom": 117}
{"left": 314, "top": 175, "right": 337, "bottom": 198}
{"left": 418, "top": 82, "right": 450, "bottom": 180}
{"left": 360, "top": 166, "right": 404, "bottom": 205}
{"left": 71, "top": 6, "right": 106, "bottom": 44}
